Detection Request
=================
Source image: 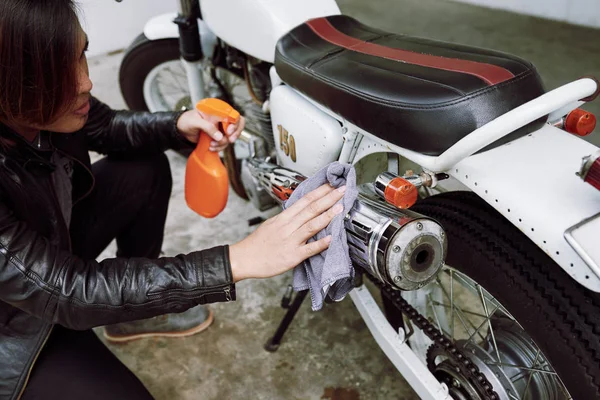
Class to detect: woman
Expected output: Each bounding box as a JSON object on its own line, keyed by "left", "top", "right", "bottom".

{"left": 0, "top": 1, "right": 345, "bottom": 399}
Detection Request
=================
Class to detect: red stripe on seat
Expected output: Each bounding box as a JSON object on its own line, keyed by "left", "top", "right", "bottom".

{"left": 307, "top": 18, "right": 514, "bottom": 86}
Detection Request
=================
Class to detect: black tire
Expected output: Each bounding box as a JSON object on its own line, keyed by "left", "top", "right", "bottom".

{"left": 397, "top": 191, "right": 600, "bottom": 399}
{"left": 119, "top": 34, "right": 180, "bottom": 111}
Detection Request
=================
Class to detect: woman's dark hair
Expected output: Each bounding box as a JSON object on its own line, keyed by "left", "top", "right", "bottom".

{"left": 0, "top": 0, "right": 80, "bottom": 126}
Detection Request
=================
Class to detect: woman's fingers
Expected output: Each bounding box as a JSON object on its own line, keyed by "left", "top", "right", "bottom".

{"left": 209, "top": 134, "right": 230, "bottom": 152}
{"left": 227, "top": 117, "right": 245, "bottom": 143}
{"left": 287, "top": 185, "right": 346, "bottom": 233}
{"left": 195, "top": 111, "right": 224, "bottom": 141}
{"left": 297, "top": 202, "right": 344, "bottom": 243}
{"left": 209, "top": 142, "right": 228, "bottom": 152}
{"left": 228, "top": 129, "right": 242, "bottom": 143}
{"left": 300, "top": 235, "right": 333, "bottom": 261}
{"left": 280, "top": 184, "right": 336, "bottom": 221}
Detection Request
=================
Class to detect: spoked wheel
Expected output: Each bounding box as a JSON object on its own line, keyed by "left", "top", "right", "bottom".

{"left": 119, "top": 36, "right": 191, "bottom": 113}
{"left": 381, "top": 191, "right": 600, "bottom": 400}
{"left": 405, "top": 267, "right": 571, "bottom": 400}
{"left": 142, "top": 59, "right": 193, "bottom": 113}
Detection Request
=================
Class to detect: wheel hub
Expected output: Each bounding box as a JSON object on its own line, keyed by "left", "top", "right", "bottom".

{"left": 486, "top": 318, "right": 562, "bottom": 400}
{"left": 432, "top": 359, "right": 482, "bottom": 400}
{"left": 174, "top": 96, "right": 192, "bottom": 111}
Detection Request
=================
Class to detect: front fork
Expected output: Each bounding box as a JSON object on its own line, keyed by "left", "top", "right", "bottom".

{"left": 176, "top": 0, "right": 206, "bottom": 104}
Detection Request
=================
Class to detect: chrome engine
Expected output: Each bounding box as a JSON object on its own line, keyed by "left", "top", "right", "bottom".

{"left": 244, "top": 153, "right": 447, "bottom": 291}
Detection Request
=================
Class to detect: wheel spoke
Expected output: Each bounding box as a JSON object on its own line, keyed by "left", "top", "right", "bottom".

{"left": 450, "top": 269, "right": 455, "bottom": 339}
{"left": 465, "top": 304, "right": 500, "bottom": 346}
{"left": 429, "top": 300, "right": 488, "bottom": 319}
{"left": 156, "top": 78, "right": 187, "bottom": 95}
{"left": 558, "top": 379, "right": 573, "bottom": 399}
{"left": 427, "top": 293, "right": 446, "bottom": 336}
{"left": 154, "top": 81, "right": 186, "bottom": 95}
{"left": 435, "top": 277, "right": 486, "bottom": 341}
{"left": 167, "top": 67, "right": 187, "bottom": 80}
{"left": 522, "top": 348, "right": 541, "bottom": 400}
{"left": 453, "top": 271, "right": 513, "bottom": 320}
{"left": 157, "top": 74, "right": 187, "bottom": 94}
{"left": 486, "top": 362, "right": 557, "bottom": 376}
{"left": 163, "top": 67, "right": 188, "bottom": 92}
{"left": 478, "top": 284, "right": 502, "bottom": 363}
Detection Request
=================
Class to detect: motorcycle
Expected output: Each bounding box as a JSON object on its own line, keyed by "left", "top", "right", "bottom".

{"left": 116, "top": 0, "right": 600, "bottom": 398}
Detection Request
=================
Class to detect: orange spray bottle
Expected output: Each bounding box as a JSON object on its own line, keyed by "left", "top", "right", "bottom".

{"left": 185, "top": 98, "right": 240, "bottom": 218}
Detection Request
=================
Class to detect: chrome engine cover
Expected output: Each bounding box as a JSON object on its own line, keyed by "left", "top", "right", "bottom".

{"left": 346, "top": 187, "right": 447, "bottom": 290}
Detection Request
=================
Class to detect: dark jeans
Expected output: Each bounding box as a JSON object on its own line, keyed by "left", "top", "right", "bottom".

{"left": 22, "top": 153, "right": 172, "bottom": 400}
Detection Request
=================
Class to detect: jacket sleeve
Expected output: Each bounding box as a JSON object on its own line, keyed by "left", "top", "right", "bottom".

{"left": 0, "top": 199, "right": 235, "bottom": 330}
{"left": 82, "top": 96, "right": 194, "bottom": 155}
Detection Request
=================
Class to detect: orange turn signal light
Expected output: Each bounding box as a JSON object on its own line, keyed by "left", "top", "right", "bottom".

{"left": 384, "top": 177, "right": 418, "bottom": 209}
{"left": 565, "top": 109, "right": 596, "bottom": 136}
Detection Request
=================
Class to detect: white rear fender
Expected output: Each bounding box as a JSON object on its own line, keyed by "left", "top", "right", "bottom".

{"left": 450, "top": 126, "right": 600, "bottom": 291}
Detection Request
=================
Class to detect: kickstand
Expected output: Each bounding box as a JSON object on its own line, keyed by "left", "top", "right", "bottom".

{"left": 264, "top": 287, "right": 309, "bottom": 352}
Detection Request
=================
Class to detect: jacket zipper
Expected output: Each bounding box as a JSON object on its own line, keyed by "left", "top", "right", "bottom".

{"left": 16, "top": 133, "right": 61, "bottom": 397}
{"left": 16, "top": 327, "right": 52, "bottom": 400}
{"left": 148, "top": 284, "right": 234, "bottom": 302}
{"left": 224, "top": 286, "right": 232, "bottom": 301}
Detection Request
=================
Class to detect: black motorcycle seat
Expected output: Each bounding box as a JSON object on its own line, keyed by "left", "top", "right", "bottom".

{"left": 275, "top": 15, "right": 546, "bottom": 156}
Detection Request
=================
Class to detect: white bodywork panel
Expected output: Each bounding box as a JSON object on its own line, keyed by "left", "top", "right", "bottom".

{"left": 143, "top": 12, "right": 178, "bottom": 40}
{"left": 270, "top": 85, "right": 344, "bottom": 176}
{"left": 200, "top": 0, "right": 341, "bottom": 62}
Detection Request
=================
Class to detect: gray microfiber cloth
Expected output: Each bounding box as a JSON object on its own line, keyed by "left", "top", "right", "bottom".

{"left": 283, "top": 162, "right": 358, "bottom": 311}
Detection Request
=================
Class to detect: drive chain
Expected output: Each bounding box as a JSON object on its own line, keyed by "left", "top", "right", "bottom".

{"left": 372, "top": 277, "right": 501, "bottom": 400}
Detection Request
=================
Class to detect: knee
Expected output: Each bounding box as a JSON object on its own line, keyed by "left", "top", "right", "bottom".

{"left": 149, "top": 153, "right": 172, "bottom": 196}
{"left": 124, "top": 153, "right": 172, "bottom": 200}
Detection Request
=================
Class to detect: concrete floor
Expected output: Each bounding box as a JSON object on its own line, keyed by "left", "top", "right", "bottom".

{"left": 87, "top": 1, "right": 600, "bottom": 399}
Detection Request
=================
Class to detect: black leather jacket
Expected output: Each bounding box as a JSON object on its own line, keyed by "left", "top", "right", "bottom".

{"left": 0, "top": 97, "right": 236, "bottom": 400}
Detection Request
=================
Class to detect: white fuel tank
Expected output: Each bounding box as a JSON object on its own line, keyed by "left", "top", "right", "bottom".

{"left": 270, "top": 85, "right": 344, "bottom": 176}
{"left": 200, "top": 0, "right": 340, "bottom": 63}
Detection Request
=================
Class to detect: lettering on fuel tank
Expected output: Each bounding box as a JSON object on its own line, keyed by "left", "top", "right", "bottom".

{"left": 278, "top": 124, "right": 297, "bottom": 162}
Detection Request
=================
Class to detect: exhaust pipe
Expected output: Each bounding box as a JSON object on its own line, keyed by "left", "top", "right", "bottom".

{"left": 246, "top": 159, "right": 447, "bottom": 291}
{"left": 345, "top": 186, "right": 446, "bottom": 291}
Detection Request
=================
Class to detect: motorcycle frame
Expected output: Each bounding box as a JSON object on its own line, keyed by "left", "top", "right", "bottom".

{"left": 141, "top": 2, "right": 600, "bottom": 398}
{"left": 175, "top": 0, "right": 207, "bottom": 105}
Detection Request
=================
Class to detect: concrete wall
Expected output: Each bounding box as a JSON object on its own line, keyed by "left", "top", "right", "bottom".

{"left": 452, "top": 0, "right": 600, "bottom": 28}
{"left": 78, "top": 0, "right": 177, "bottom": 57}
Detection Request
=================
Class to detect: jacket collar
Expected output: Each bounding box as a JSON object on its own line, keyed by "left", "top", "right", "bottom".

{"left": 0, "top": 123, "right": 56, "bottom": 171}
